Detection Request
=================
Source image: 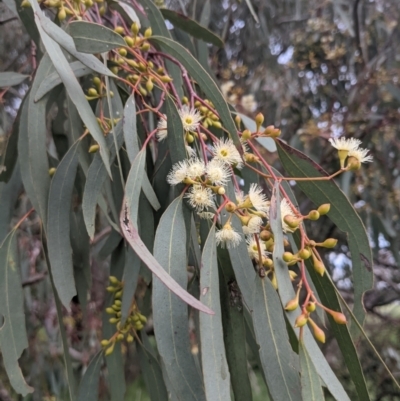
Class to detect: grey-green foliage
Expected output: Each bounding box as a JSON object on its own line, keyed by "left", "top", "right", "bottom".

{"left": 0, "top": 0, "right": 386, "bottom": 400}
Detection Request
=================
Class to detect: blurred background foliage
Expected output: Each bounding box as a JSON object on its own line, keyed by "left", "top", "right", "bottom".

{"left": 1, "top": 0, "right": 400, "bottom": 399}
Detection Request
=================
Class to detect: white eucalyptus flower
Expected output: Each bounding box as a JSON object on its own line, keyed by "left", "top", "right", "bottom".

{"left": 187, "top": 158, "right": 206, "bottom": 178}
{"left": 167, "top": 160, "right": 189, "bottom": 185}
{"left": 215, "top": 223, "right": 242, "bottom": 248}
{"left": 179, "top": 105, "right": 202, "bottom": 132}
{"left": 348, "top": 147, "right": 373, "bottom": 164}
{"left": 185, "top": 185, "right": 215, "bottom": 211}
{"left": 156, "top": 114, "right": 168, "bottom": 141}
{"left": 280, "top": 198, "right": 297, "bottom": 233}
{"left": 248, "top": 184, "right": 269, "bottom": 213}
{"left": 246, "top": 237, "right": 267, "bottom": 261}
{"left": 206, "top": 158, "right": 232, "bottom": 186}
{"left": 243, "top": 215, "right": 263, "bottom": 235}
{"left": 211, "top": 138, "right": 243, "bottom": 169}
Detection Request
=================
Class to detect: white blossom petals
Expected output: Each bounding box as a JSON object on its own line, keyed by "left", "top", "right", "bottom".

{"left": 215, "top": 224, "right": 242, "bottom": 248}
{"left": 185, "top": 185, "right": 215, "bottom": 211}
{"left": 248, "top": 184, "right": 269, "bottom": 213}
{"left": 178, "top": 105, "right": 202, "bottom": 132}
{"left": 156, "top": 114, "right": 168, "bottom": 141}
{"left": 167, "top": 160, "right": 189, "bottom": 185}
{"left": 348, "top": 147, "right": 373, "bottom": 164}
{"left": 206, "top": 158, "right": 232, "bottom": 186}
{"left": 211, "top": 138, "right": 243, "bottom": 169}
{"left": 329, "top": 137, "right": 361, "bottom": 152}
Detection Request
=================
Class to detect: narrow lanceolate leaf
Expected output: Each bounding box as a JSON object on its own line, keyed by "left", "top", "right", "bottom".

{"left": 109, "top": 1, "right": 140, "bottom": 26}
{"left": 200, "top": 225, "right": 231, "bottom": 401}
{"left": 152, "top": 196, "right": 206, "bottom": 401}
{"left": 161, "top": 9, "right": 224, "bottom": 47}
{"left": 35, "top": 61, "right": 92, "bottom": 101}
{"left": 120, "top": 197, "right": 213, "bottom": 315}
{"left": 18, "top": 55, "right": 52, "bottom": 228}
{"left": 31, "top": 5, "right": 112, "bottom": 178}
{"left": 36, "top": 9, "right": 114, "bottom": 77}
{"left": 69, "top": 21, "right": 126, "bottom": 53}
{"left": 0, "top": 72, "right": 29, "bottom": 88}
{"left": 123, "top": 94, "right": 140, "bottom": 163}
{"left": 82, "top": 121, "right": 124, "bottom": 238}
{"left": 0, "top": 233, "right": 33, "bottom": 396}
{"left": 269, "top": 183, "right": 351, "bottom": 401}
{"left": 299, "top": 342, "right": 325, "bottom": 401}
{"left": 77, "top": 351, "right": 103, "bottom": 401}
{"left": 149, "top": 36, "right": 240, "bottom": 146}
{"left": 138, "top": 333, "right": 168, "bottom": 401}
{"left": 276, "top": 139, "right": 373, "bottom": 330}
{"left": 47, "top": 140, "right": 81, "bottom": 309}
{"left": 252, "top": 276, "right": 302, "bottom": 401}
{"left": 125, "top": 150, "right": 146, "bottom": 229}
{"left": 165, "top": 96, "right": 186, "bottom": 164}
{"left": 120, "top": 247, "right": 141, "bottom": 325}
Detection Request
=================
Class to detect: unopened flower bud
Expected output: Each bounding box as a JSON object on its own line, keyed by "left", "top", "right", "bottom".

{"left": 140, "top": 42, "right": 151, "bottom": 52}
{"left": 58, "top": 7, "right": 66, "bottom": 20}
{"left": 329, "top": 310, "right": 347, "bottom": 325}
{"left": 262, "top": 257, "right": 273, "bottom": 268}
{"left": 144, "top": 27, "right": 152, "bottom": 38}
{"left": 106, "top": 307, "right": 115, "bottom": 314}
{"left": 282, "top": 252, "right": 294, "bottom": 263}
{"left": 88, "top": 88, "right": 98, "bottom": 96}
{"left": 285, "top": 297, "right": 299, "bottom": 311}
{"left": 105, "top": 343, "right": 115, "bottom": 355}
{"left": 306, "top": 302, "right": 316, "bottom": 313}
{"left": 118, "top": 48, "right": 127, "bottom": 57}
{"left": 294, "top": 313, "right": 308, "bottom": 328}
{"left": 317, "top": 203, "right": 330, "bottom": 215}
{"left": 298, "top": 248, "right": 311, "bottom": 260}
{"left": 235, "top": 115, "right": 241, "bottom": 128}
{"left": 259, "top": 230, "right": 272, "bottom": 241}
{"left": 100, "top": 339, "right": 109, "bottom": 347}
{"left": 160, "top": 75, "right": 173, "bottom": 83}
{"left": 217, "top": 187, "right": 225, "bottom": 195}
{"left": 283, "top": 215, "right": 301, "bottom": 229}
{"left": 255, "top": 113, "right": 264, "bottom": 129}
{"left": 109, "top": 276, "right": 119, "bottom": 285}
{"left": 131, "top": 22, "right": 139, "bottom": 36}
{"left": 319, "top": 238, "right": 338, "bottom": 248}
{"left": 127, "top": 334, "right": 134, "bottom": 343}
{"left": 308, "top": 210, "right": 320, "bottom": 220}
{"left": 309, "top": 319, "right": 325, "bottom": 343}
{"left": 242, "top": 129, "right": 252, "bottom": 140}
{"left": 313, "top": 258, "right": 325, "bottom": 276}
{"left": 225, "top": 202, "right": 236, "bottom": 213}
{"left": 289, "top": 270, "right": 297, "bottom": 281}
{"left": 49, "top": 167, "right": 56, "bottom": 177}
{"left": 124, "top": 36, "right": 134, "bottom": 47}
{"left": 114, "top": 26, "right": 125, "bottom": 34}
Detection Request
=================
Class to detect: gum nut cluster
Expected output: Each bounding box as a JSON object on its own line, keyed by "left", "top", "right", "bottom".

{"left": 102, "top": 276, "right": 147, "bottom": 355}
{"left": 329, "top": 136, "right": 373, "bottom": 168}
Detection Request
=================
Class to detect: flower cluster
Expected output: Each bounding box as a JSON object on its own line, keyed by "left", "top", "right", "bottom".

{"left": 329, "top": 136, "right": 373, "bottom": 169}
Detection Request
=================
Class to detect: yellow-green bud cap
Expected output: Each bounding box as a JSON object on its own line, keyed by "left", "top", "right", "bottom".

{"left": 49, "top": 167, "right": 56, "bottom": 177}
{"left": 225, "top": 202, "right": 236, "bottom": 213}
{"left": 118, "top": 48, "right": 127, "bottom": 57}
{"left": 242, "top": 129, "right": 252, "bottom": 140}
{"left": 131, "top": 22, "right": 139, "bottom": 36}
{"left": 146, "top": 78, "right": 154, "bottom": 92}
{"left": 308, "top": 210, "right": 320, "bottom": 220}
{"left": 294, "top": 313, "right": 308, "bottom": 328}
{"left": 313, "top": 258, "right": 325, "bottom": 276}
{"left": 285, "top": 298, "right": 299, "bottom": 311}
{"left": 329, "top": 310, "right": 347, "bottom": 325}
{"left": 282, "top": 252, "right": 294, "bottom": 263}
{"left": 109, "top": 276, "right": 119, "bottom": 285}
{"left": 106, "top": 307, "right": 115, "bottom": 314}
{"left": 305, "top": 302, "right": 316, "bottom": 313}
{"left": 114, "top": 26, "right": 125, "bottom": 34}
{"left": 309, "top": 318, "right": 325, "bottom": 343}
{"left": 319, "top": 238, "right": 338, "bottom": 248}
{"left": 101, "top": 339, "right": 109, "bottom": 347}
{"left": 317, "top": 203, "right": 330, "bottom": 215}
{"left": 298, "top": 248, "right": 311, "bottom": 260}
{"left": 255, "top": 112, "right": 264, "bottom": 130}
{"left": 58, "top": 7, "right": 67, "bottom": 20}
{"left": 144, "top": 27, "right": 152, "bottom": 38}
{"left": 88, "top": 88, "right": 98, "bottom": 96}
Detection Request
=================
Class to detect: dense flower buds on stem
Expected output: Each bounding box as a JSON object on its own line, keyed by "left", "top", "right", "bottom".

{"left": 317, "top": 203, "right": 331, "bottom": 215}
{"left": 263, "top": 125, "right": 281, "bottom": 137}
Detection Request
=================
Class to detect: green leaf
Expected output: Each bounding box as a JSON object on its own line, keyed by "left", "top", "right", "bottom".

{"left": 0, "top": 72, "right": 29, "bottom": 88}
{"left": 137, "top": 333, "right": 168, "bottom": 401}
{"left": 0, "top": 232, "right": 33, "bottom": 396}
{"left": 269, "top": 182, "right": 351, "bottom": 401}
{"left": 69, "top": 21, "right": 126, "bottom": 53}
{"left": 77, "top": 351, "right": 103, "bottom": 401}
{"left": 120, "top": 247, "right": 140, "bottom": 325}
{"left": 31, "top": 5, "right": 112, "bottom": 178}
{"left": 138, "top": 0, "right": 184, "bottom": 98}
{"left": 299, "top": 341, "right": 325, "bottom": 401}
{"left": 109, "top": 1, "right": 141, "bottom": 26}
{"left": 36, "top": 9, "right": 114, "bottom": 77}
{"left": 200, "top": 225, "right": 231, "bottom": 401}
{"left": 18, "top": 55, "right": 51, "bottom": 228}
{"left": 252, "top": 275, "right": 302, "bottom": 401}
{"left": 125, "top": 150, "right": 146, "bottom": 228}
{"left": 161, "top": 9, "right": 224, "bottom": 47}
{"left": 47, "top": 140, "right": 81, "bottom": 309}
{"left": 150, "top": 36, "right": 240, "bottom": 147}
{"left": 219, "top": 258, "right": 253, "bottom": 401}
{"left": 123, "top": 94, "right": 140, "bottom": 163}
{"left": 0, "top": 96, "right": 23, "bottom": 183}
{"left": 35, "top": 61, "right": 92, "bottom": 102}
{"left": 82, "top": 121, "right": 124, "bottom": 238}
{"left": 276, "top": 139, "right": 373, "bottom": 330}
{"left": 120, "top": 196, "right": 214, "bottom": 314}
{"left": 152, "top": 196, "right": 206, "bottom": 401}
{"left": 165, "top": 95, "right": 186, "bottom": 164}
